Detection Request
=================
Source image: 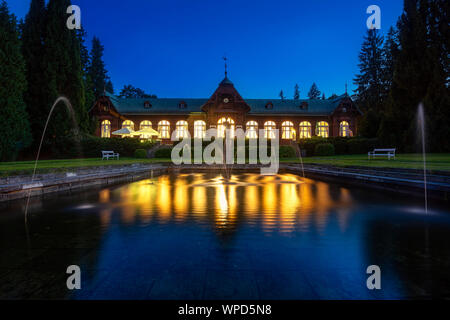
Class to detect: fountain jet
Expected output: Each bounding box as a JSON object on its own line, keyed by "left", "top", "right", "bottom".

{"left": 417, "top": 103, "right": 427, "bottom": 214}
{"left": 24, "top": 97, "right": 79, "bottom": 223}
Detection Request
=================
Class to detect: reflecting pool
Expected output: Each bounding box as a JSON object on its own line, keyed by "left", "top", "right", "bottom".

{"left": 0, "top": 173, "right": 449, "bottom": 299}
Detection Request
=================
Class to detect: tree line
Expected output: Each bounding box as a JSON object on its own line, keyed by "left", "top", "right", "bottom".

{"left": 279, "top": 82, "right": 331, "bottom": 101}
{"left": 0, "top": 0, "right": 156, "bottom": 160}
{"left": 354, "top": 0, "right": 449, "bottom": 152}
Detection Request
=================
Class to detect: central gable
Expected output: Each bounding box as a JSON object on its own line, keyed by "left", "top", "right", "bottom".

{"left": 201, "top": 77, "right": 251, "bottom": 115}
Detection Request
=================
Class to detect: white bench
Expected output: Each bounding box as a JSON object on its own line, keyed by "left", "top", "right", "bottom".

{"left": 102, "top": 150, "right": 120, "bottom": 160}
{"left": 368, "top": 148, "right": 396, "bottom": 160}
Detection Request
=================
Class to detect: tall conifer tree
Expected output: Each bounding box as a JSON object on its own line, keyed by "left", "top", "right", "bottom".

{"left": 21, "top": 0, "right": 46, "bottom": 150}
{"left": 88, "top": 36, "right": 109, "bottom": 98}
{"left": 307, "top": 83, "right": 321, "bottom": 99}
{"left": 0, "top": 1, "right": 31, "bottom": 160}
{"left": 43, "top": 0, "right": 88, "bottom": 153}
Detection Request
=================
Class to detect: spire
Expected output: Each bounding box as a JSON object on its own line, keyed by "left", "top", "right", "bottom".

{"left": 219, "top": 56, "right": 233, "bottom": 85}
{"left": 223, "top": 56, "right": 228, "bottom": 78}
{"left": 345, "top": 82, "right": 348, "bottom": 96}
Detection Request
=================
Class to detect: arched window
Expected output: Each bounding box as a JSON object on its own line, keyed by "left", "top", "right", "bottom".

{"left": 140, "top": 120, "right": 152, "bottom": 130}
{"left": 264, "top": 121, "right": 276, "bottom": 139}
{"left": 194, "top": 120, "right": 206, "bottom": 139}
{"left": 316, "top": 121, "right": 329, "bottom": 138}
{"left": 299, "top": 121, "right": 311, "bottom": 139}
{"left": 101, "top": 120, "right": 111, "bottom": 138}
{"left": 122, "top": 120, "right": 135, "bottom": 131}
{"left": 176, "top": 120, "right": 189, "bottom": 139}
{"left": 158, "top": 120, "right": 170, "bottom": 139}
{"left": 217, "top": 117, "right": 235, "bottom": 138}
{"left": 139, "top": 121, "right": 152, "bottom": 139}
{"left": 281, "top": 121, "right": 294, "bottom": 140}
{"left": 246, "top": 121, "right": 258, "bottom": 139}
{"left": 339, "top": 121, "right": 350, "bottom": 137}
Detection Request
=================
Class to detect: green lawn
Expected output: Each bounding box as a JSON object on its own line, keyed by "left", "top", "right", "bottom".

{"left": 1, "top": 153, "right": 449, "bottom": 177}
{"left": 282, "top": 153, "right": 450, "bottom": 172}
{"left": 0, "top": 158, "right": 171, "bottom": 176}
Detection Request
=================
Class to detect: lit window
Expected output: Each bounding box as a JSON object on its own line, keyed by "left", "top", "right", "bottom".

{"left": 264, "top": 121, "right": 276, "bottom": 139}
{"left": 299, "top": 121, "right": 311, "bottom": 139}
{"left": 176, "top": 120, "right": 189, "bottom": 139}
{"left": 158, "top": 120, "right": 170, "bottom": 139}
{"left": 101, "top": 120, "right": 111, "bottom": 138}
{"left": 194, "top": 120, "right": 206, "bottom": 139}
{"left": 122, "top": 120, "right": 134, "bottom": 131}
{"left": 246, "top": 121, "right": 258, "bottom": 139}
{"left": 339, "top": 121, "right": 350, "bottom": 137}
{"left": 281, "top": 121, "right": 294, "bottom": 140}
{"left": 217, "top": 117, "right": 235, "bottom": 138}
{"left": 140, "top": 120, "right": 152, "bottom": 130}
{"left": 139, "top": 120, "right": 152, "bottom": 139}
{"left": 316, "top": 121, "right": 329, "bottom": 138}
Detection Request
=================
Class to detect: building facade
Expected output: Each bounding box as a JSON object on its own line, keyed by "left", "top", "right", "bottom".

{"left": 90, "top": 75, "right": 362, "bottom": 144}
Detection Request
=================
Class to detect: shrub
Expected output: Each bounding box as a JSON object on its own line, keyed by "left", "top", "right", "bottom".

{"left": 154, "top": 147, "right": 172, "bottom": 158}
{"left": 134, "top": 149, "right": 147, "bottom": 159}
{"left": 279, "top": 146, "right": 296, "bottom": 158}
{"left": 79, "top": 135, "right": 156, "bottom": 158}
{"left": 314, "top": 143, "right": 335, "bottom": 156}
{"left": 332, "top": 137, "right": 349, "bottom": 155}
{"left": 299, "top": 137, "right": 327, "bottom": 157}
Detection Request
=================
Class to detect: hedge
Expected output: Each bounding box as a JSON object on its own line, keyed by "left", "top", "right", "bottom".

{"left": 299, "top": 137, "right": 379, "bottom": 156}
{"left": 314, "top": 143, "right": 335, "bottom": 156}
{"left": 154, "top": 147, "right": 172, "bottom": 158}
{"left": 134, "top": 149, "right": 148, "bottom": 159}
{"left": 279, "top": 146, "right": 296, "bottom": 158}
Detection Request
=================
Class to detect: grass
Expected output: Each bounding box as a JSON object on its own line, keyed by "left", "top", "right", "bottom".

{"left": 0, "top": 157, "right": 171, "bottom": 176}
{"left": 281, "top": 153, "right": 450, "bottom": 172}
{"left": 1, "top": 153, "right": 449, "bottom": 177}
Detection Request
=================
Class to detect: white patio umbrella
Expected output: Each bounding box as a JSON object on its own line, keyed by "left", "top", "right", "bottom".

{"left": 111, "top": 127, "right": 134, "bottom": 136}
{"left": 130, "top": 127, "right": 161, "bottom": 139}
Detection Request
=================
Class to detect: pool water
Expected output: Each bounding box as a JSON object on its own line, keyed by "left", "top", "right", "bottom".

{"left": 0, "top": 173, "right": 449, "bottom": 299}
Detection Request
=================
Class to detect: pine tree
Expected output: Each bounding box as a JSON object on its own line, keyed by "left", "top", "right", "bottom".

{"left": 88, "top": 36, "right": 109, "bottom": 98}
{"left": 353, "top": 28, "right": 385, "bottom": 112}
{"left": 43, "top": 0, "right": 88, "bottom": 154}
{"left": 279, "top": 90, "right": 285, "bottom": 100}
{"left": 382, "top": 26, "right": 399, "bottom": 97}
{"left": 293, "top": 84, "right": 300, "bottom": 100}
{"left": 353, "top": 28, "right": 384, "bottom": 137}
{"left": 380, "top": 0, "right": 449, "bottom": 150}
{"left": 322, "top": 93, "right": 326, "bottom": 100}
{"left": 422, "top": 0, "right": 450, "bottom": 151}
{"left": 307, "top": 83, "right": 321, "bottom": 99}
{"left": 77, "top": 27, "right": 95, "bottom": 115}
{"left": 21, "top": 0, "right": 46, "bottom": 151}
{"left": 0, "top": 1, "right": 31, "bottom": 160}
{"left": 105, "top": 80, "right": 114, "bottom": 94}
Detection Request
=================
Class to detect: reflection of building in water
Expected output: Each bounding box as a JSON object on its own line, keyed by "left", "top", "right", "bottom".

{"left": 97, "top": 173, "right": 353, "bottom": 236}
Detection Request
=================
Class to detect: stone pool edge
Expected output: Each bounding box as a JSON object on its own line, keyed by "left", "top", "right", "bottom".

{"left": 0, "top": 164, "right": 168, "bottom": 202}
{"left": 0, "top": 163, "right": 449, "bottom": 202}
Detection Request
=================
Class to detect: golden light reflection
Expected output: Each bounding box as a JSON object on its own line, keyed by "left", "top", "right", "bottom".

{"left": 174, "top": 175, "right": 188, "bottom": 222}
{"left": 156, "top": 175, "right": 172, "bottom": 222}
{"left": 95, "top": 173, "right": 354, "bottom": 234}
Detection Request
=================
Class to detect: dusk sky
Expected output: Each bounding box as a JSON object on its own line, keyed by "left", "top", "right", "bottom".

{"left": 9, "top": 0, "right": 404, "bottom": 99}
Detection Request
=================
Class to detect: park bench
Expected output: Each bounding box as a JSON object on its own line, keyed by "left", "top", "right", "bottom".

{"left": 368, "top": 148, "right": 396, "bottom": 160}
{"left": 101, "top": 150, "right": 120, "bottom": 160}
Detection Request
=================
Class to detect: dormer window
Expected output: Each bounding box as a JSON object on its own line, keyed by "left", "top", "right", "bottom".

{"left": 300, "top": 102, "right": 308, "bottom": 110}
{"left": 265, "top": 102, "right": 273, "bottom": 109}
{"left": 144, "top": 101, "right": 151, "bottom": 108}
{"left": 178, "top": 101, "right": 187, "bottom": 109}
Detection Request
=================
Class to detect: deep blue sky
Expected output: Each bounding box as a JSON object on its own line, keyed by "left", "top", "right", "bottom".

{"left": 9, "top": 0, "right": 403, "bottom": 99}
